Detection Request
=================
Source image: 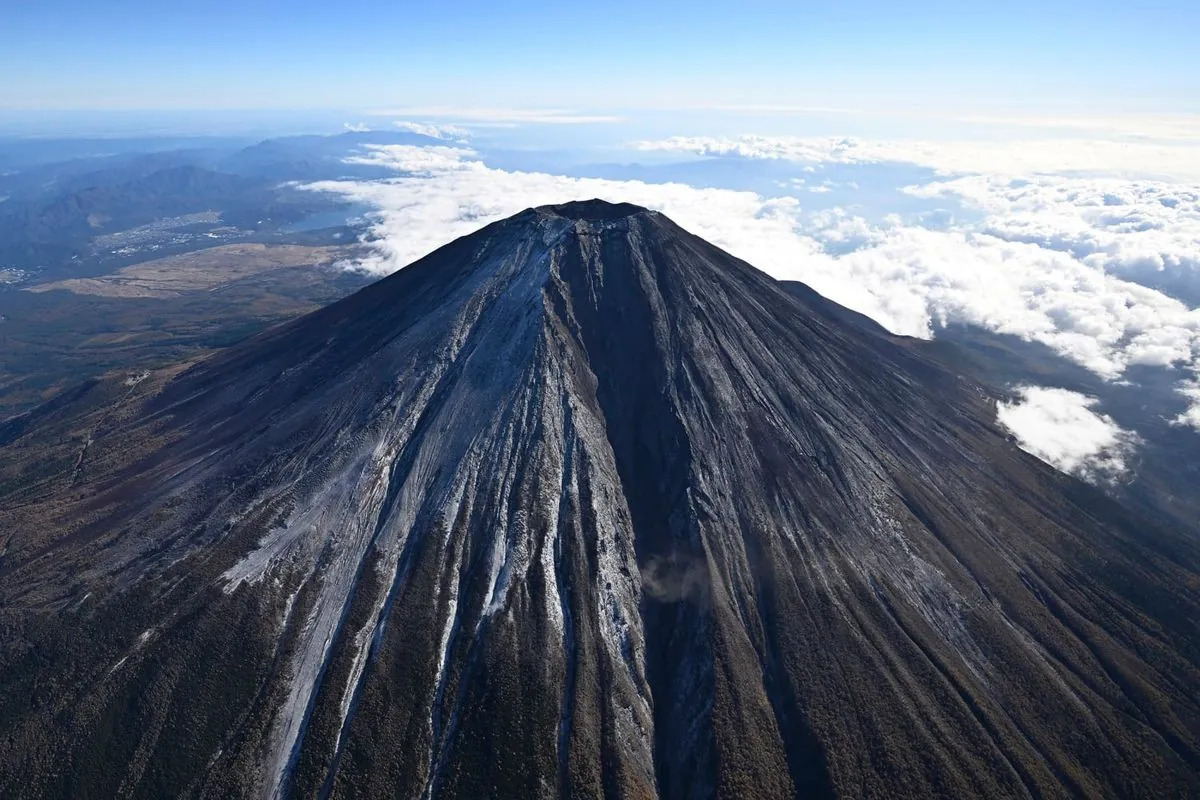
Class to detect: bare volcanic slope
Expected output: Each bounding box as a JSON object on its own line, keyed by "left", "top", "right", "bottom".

{"left": 0, "top": 200, "right": 1197, "bottom": 799}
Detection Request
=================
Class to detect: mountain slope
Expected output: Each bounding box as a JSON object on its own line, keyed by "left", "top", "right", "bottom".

{"left": 0, "top": 200, "right": 1197, "bottom": 799}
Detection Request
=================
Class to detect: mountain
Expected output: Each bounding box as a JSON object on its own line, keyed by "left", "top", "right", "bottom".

{"left": 0, "top": 165, "right": 254, "bottom": 256}
{"left": 0, "top": 131, "right": 435, "bottom": 274}
{"left": 920, "top": 324, "right": 1200, "bottom": 535}
{"left": 217, "top": 130, "right": 446, "bottom": 182}
{"left": 0, "top": 130, "right": 454, "bottom": 283}
{"left": 1, "top": 200, "right": 1197, "bottom": 799}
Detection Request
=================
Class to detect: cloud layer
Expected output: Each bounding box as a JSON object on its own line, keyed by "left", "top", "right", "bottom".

{"left": 907, "top": 176, "right": 1200, "bottom": 297}
{"left": 997, "top": 387, "right": 1138, "bottom": 482}
{"left": 392, "top": 120, "right": 471, "bottom": 141}
{"left": 304, "top": 142, "right": 1200, "bottom": 429}
{"left": 634, "top": 135, "right": 1200, "bottom": 181}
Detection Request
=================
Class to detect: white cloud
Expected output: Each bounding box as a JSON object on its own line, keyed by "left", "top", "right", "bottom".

{"left": 905, "top": 175, "right": 1200, "bottom": 293}
{"left": 309, "top": 146, "right": 811, "bottom": 279}
{"left": 1173, "top": 377, "right": 1200, "bottom": 429}
{"left": 369, "top": 107, "right": 623, "bottom": 125}
{"left": 950, "top": 113, "right": 1200, "bottom": 142}
{"left": 303, "top": 143, "right": 1200, "bottom": 426}
{"left": 634, "top": 134, "right": 1200, "bottom": 181}
{"left": 343, "top": 122, "right": 371, "bottom": 132}
{"left": 671, "top": 106, "right": 1200, "bottom": 142}
{"left": 827, "top": 226, "right": 1200, "bottom": 379}
{"left": 392, "top": 120, "right": 471, "bottom": 141}
{"left": 344, "top": 144, "right": 482, "bottom": 175}
{"left": 997, "top": 386, "right": 1138, "bottom": 482}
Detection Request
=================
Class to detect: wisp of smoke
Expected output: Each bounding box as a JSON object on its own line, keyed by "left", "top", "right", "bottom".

{"left": 640, "top": 552, "right": 711, "bottom": 604}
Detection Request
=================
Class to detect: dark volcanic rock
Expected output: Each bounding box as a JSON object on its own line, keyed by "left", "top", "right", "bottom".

{"left": 1, "top": 200, "right": 1198, "bottom": 799}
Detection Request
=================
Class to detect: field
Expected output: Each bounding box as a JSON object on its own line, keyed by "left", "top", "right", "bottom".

{"left": 28, "top": 243, "right": 346, "bottom": 298}
{"left": 0, "top": 244, "right": 371, "bottom": 416}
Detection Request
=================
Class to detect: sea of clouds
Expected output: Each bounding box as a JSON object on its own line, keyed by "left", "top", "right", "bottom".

{"left": 304, "top": 122, "right": 1200, "bottom": 480}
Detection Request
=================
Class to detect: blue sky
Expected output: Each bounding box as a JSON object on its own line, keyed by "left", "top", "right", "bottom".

{"left": 3, "top": 0, "right": 1196, "bottom": 113}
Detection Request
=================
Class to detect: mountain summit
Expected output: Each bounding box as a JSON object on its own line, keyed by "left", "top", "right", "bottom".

{"left": 1, "top": 200, "right": 1197, "bottom": 799}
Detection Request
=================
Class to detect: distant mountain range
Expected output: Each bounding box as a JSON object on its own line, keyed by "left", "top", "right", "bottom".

{"left": 0, "top": 131, "right": 440, "bottom": 273}
{"left": 1, "top": 201, "right": 1196, "bottom": 799}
